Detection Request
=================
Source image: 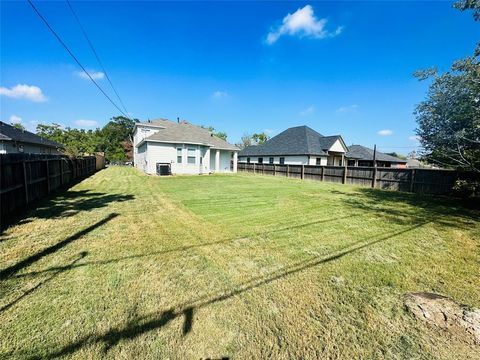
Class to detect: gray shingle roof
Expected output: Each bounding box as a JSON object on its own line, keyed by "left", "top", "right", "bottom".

{"left": 0, "top": 121, "right": 64, "bottom": 148}
{"left": 346, "top": 145, "right": 406, "bottom": 163}
{"left": 138, "top": 119, "right": 238, "bottom": 151}
{"left": 239, "top": 126, "right": 344, "bottom": 156}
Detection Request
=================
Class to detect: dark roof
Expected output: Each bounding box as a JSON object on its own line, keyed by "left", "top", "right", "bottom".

{"left": 239, "top": 126, "right": 345, "bottom": 156}
{"left": 0, "top": 122, "right": 64, "bottom": 148}
{"left": 137, "top": 119, "right": 238, "bottom": 151}
{"left": 346, "top": 145, "right": 406, "bottom": 163}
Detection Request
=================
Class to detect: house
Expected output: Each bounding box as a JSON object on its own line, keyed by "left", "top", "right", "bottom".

{"left": 0, "top": 121, "right": 63, "bottom": 154}
{"left": 238, "top": 125, "right": 348, "bottom": 166}
{"left": 345, "top": 145, "right": 407, "bottom": 168}
{"left": 133, "top": 118, "right": 239, "bottom": 175}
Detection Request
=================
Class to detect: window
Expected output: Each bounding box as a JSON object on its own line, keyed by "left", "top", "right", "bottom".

{"left": 279, "top": 157, "right": 285, "bottom": 165}
{"left": 347, "top": 160, "right": 355, "bottom": 166}
{"left": 316, "top": 157, "right": 322, "bottom": 166}
{"left": 269, "top": 157, "right": 274, "bottom": 164}
{"left": 177, "top": 147, "right": 182, "bottom": 163}
{"left": 247, "top": 157, "right": 250, "bottom": 163}
{"left": 258, "top": 157, "right": 263, "bottom": 164}
{"left": 338, "top": 159, "right": 342, "bottom": 167}
{"left": 187, "top": 148, "right": 196, "bottom": 164}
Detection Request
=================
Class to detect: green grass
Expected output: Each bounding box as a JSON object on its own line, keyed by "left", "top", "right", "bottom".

{"left": 1, "top": 166, "right": 479, "bottom": 359}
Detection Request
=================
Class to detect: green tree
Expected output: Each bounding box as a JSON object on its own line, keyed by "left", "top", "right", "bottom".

{"left": 100, "top": 116, "right": 137, "bottom": 161}
{"left": 252, "top": 132, "right": 269, "bottom": 145}
{"left": 11, "top": 123, "right": 26, "bottom": 131}
{"left": 413, "top": 3, "right": 480, "bottom": 172}
{"left": 201, "top": 125, "right": 228, "bottom": 141}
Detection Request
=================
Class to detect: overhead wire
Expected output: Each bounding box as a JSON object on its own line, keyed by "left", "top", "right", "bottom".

{"left": 27, "top": 0, "right": 129, "bottom": 118}
{"left": 65, "top": 0, "right": 130, "bottom": 117}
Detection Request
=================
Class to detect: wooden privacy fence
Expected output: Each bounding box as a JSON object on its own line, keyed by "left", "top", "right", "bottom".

{"left": 238, "top": 162, "right": 472, "bottom": 195}
{"left": 1, "top": 154, "right": 100, "bottom": 225}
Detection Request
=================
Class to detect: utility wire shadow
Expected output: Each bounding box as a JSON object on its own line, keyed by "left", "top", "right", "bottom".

{"left": 15, "top": 215, "right": 354, "bottom": 279}
{"left": 35, "top": 221, "right": 427, "bottom": 359}
{"left": 0, "top": 213, "right": 118, "bottom": 280}
{"left": 0, "top": 251, "right": 88, "bottom": 313}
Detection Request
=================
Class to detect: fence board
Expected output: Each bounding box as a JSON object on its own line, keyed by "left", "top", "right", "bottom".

{"left": 1, "top": 154, "right": 101, "bottom": 226}
{"left": 237, "top": 162, "right": 475, "bottom": 196}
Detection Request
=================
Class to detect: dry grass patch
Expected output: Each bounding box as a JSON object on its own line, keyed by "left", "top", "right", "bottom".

{"left": 1, "top": 166, "right": 479, "bottom": 359}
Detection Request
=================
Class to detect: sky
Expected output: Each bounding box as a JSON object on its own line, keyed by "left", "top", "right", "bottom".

{"left": 1, "top": 1, "right": 478, "bottom": 154}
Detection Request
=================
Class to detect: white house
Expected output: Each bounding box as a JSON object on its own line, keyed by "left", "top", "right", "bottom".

{"left": 238, "top": 125, "right": 348, "bottom": 166}
{"left": 133, "top": 119, "right": 239, "bottom": 175}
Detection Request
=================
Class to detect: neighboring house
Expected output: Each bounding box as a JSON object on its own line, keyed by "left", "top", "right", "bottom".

{"left": 238, "top": 125, "right": 348, "bottom": 166}
{"left": 0, "top": 121, "right": 63, "bottom": 154}
{"left": 133, "top": 118, "right": 239, "bottom": 175}
{"left": 346, "top": 145, "right": 407, "bottom": 168}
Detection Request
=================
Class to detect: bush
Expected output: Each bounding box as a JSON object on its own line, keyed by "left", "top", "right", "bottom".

{"left": 452, "top": 179, "right": 480, "bottom": 199}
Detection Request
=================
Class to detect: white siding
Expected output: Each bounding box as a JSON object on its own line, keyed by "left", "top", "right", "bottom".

{"left": 135, "top": 143, "right": 148, "bottom": 172}
{"left": 238, "top": 155, "right": 308, "bottom": 165}
{"left": 308, "top": 156, "right": 327, "bottom": 166}
{"left": 219, "top": 151, "right": 232, "bottom": 172}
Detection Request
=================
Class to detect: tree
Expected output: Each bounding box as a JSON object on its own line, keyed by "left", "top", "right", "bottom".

{"left": 385, "top": 152, "right": 407, "bottom": 160}
{"left": 100, "top": 116, "right": 136, "bottom": 161}
{"left": 413, "top": 3, "right": 480, "bottom": 172}
{"left": 11, "top": 123, "right": 26, "bottom": 131}
{"left": 252, "top": 132, "right": 269, "bottom": 145}
{"left": 235, "top": 133, "right": 253, "bottom": 149}
{"left": 201, "top": 125, "right": 228, "bottom": 141}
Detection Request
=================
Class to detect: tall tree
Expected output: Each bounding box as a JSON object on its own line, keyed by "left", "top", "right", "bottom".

{"left": 414, "top": 2, "right": 480, "bottom": 171}
{"left": 252, "top": 132, "right": 269, "bottom": 145}
{"left": 100, "top": 116, "right": 137, "bottom": 161}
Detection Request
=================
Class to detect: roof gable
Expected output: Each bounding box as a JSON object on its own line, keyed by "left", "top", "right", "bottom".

{"left": 239, "top": 126, "right": 346, "bottom": 157}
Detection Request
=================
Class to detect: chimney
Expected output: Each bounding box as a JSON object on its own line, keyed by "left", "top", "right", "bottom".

{"left": 177, "top": 117, "right": 180, "bottom": 123}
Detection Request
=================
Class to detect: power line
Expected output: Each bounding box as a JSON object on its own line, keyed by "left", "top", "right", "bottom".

{"left": 65, "top": 0, "right": 130, "bottom": 116}
{"left": 27, "top": 0, "right": 129, "bottom": 118}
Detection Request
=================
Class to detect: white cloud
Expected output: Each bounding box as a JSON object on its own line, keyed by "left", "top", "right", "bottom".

{"left": 9, "top": 115, "right": 22, "bottom": 124}
{"left": 76, "top": 70, "right": 105, "bottom": 80}
{"left": 337, "top": 104, "right": 358, "bottom": 113}
{"left": 212, "top": 90, "right": 228, "bottom": 99}
{"left": 299, "top": 105, "right": 315, "bottom": 116}
{"left": 26, "top": 120, "right": 38, "bottom": 133}
{"left": 74, "top": 119, "right": 98, "bottom": 128}
{"left": 266, "top": 5, "right": 343, "bottom": 45}
{"left": 378, "top": 129, "right": 393, "bottom": 136}
{"left": 409, "top": 135, "right": 420, "bottom": 142}
{"left": 0, "top": 84, "right": 47, "bottom": 102}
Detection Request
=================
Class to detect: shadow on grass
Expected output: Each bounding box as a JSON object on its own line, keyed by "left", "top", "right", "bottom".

{"left": 14, "top": 215, "right": 354, "bottom": 279}
{"left": 0, "top": 213, "right": 118, "bottom": 280}
{"left": 0, "top": 251, "right": 88, "bottom": 313}
{"left": 29, "top": 221, "right": 427, "bottom": 359}
{"left": 333, "top": 188, "right": 479, "bottom": 229}
{"left": 23, "top": 190, "right": 133, "bottom": 222}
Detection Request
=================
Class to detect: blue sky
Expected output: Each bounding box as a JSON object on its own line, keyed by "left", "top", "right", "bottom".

{"left": 1, "top": 1, "right": 478, "bottom": 153}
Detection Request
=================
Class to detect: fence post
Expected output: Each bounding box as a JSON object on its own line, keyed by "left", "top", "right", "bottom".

{"left": 60, "top": 160, "right": 64, "bottom": 185}
{"left": 273, "top": 164, "right": 276, "bottom": 176}
{"left": 22, "top": 161, "right": 29, "bottom": 204}
{"left": 287, "top": 165, "right": 289, "bottom": 177}
{"left": 301, "top": 165, "right": 304, "bottom": 180}
{"left": 45, "top": 159, "right": 50, "bottom": 193}
{"left": 253, "top": 163, "right": 255, "bottom": 174}
{"left": 321, "top": 166, "right": 325, "bottom": 182}
{"left": 262, "top": 164, "right": 264, "bottom": 175}
{"left": 409, "top": 169, "right": 416, "bottom": 193}
{"left": 343, "top": 163, "right": 347, "bottom": 184}
{"left": 372, "top": 166, "right": 377, "bottom": 188}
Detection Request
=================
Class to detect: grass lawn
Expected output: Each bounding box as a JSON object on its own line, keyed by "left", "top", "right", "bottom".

{"left": 1, "top": 166, "right": 479, "bottom": 359}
